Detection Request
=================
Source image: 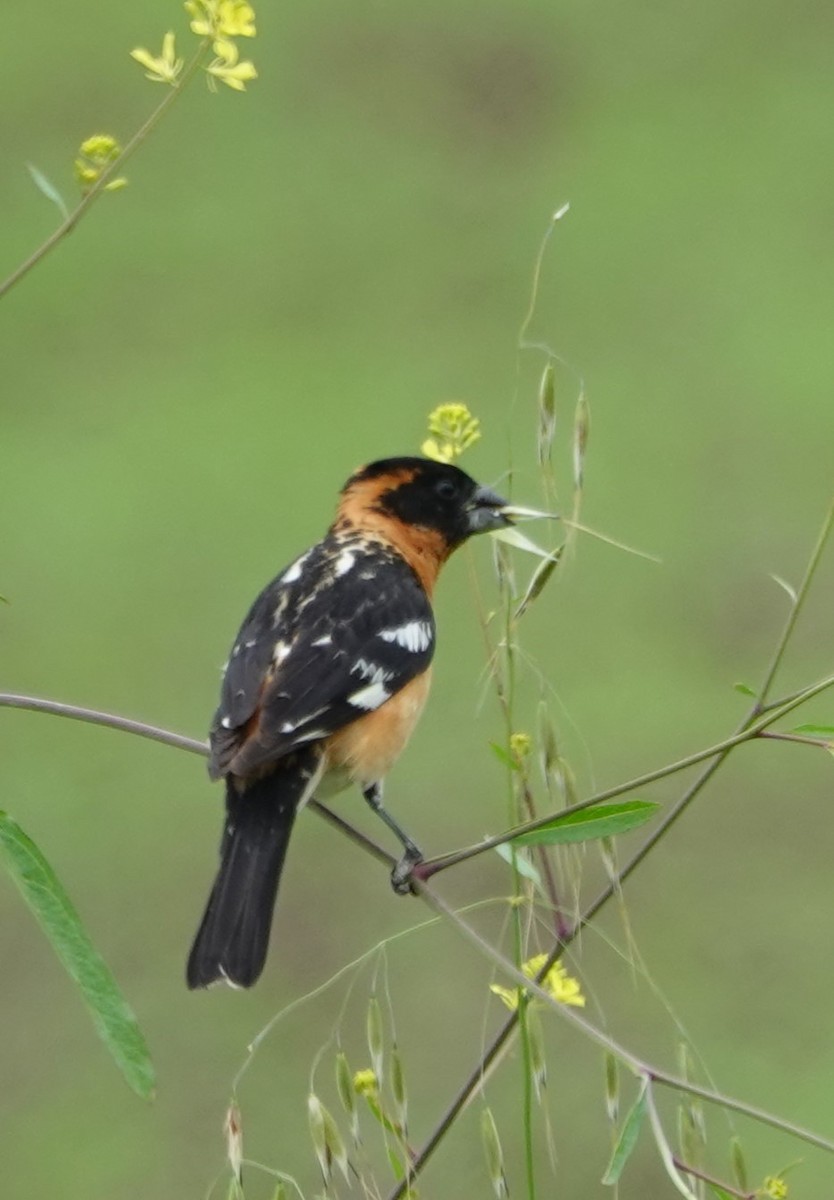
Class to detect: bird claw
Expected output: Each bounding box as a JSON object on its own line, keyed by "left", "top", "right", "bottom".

{"left": 391, "top": 849, "right": 423, "bottom": 895}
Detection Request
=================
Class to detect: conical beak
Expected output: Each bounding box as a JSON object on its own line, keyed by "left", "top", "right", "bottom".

{"left": 466, "top": 485, "right": 513, "bottom": 534}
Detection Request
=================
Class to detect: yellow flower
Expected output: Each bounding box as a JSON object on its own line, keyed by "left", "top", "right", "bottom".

{"left": 510, "top": 732, "right": 532, "bottom": 761}
{"left": 186, "top": 0, "right": 256, "bottom": 39}
{"left": 130, "top": 31, "right": 184, "bottom": 85}
{"left": 422, "top": 403, "right": 481, "bottom": 463}
{"left": 206, "top": 37, "right": 258, "bottom": 91}
{"left": 761, "top": 1177, "right": 788, "bottom": 1200}
{"left": 490, "top": 954, "right": 585, "bottom": 1011}
{"left": 352, "top": 1068, "right": 379, "bottom": 1097}
{"left": 73, "top": 134, "right": 127, "bottom": 193}
{"left": 218, "top": 0, "right": 256, "bottom": 36}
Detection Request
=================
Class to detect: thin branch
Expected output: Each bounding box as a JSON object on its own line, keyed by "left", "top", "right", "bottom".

{"left": 758, "top": 729, "right": 832, "bottom": 749}
{"left": 0, "top": 691, "right": 390, "bottom": 864}
{"left": 417, "top": 673, "right": 834, "bottom": 878}
{"left": 413, "top": 882, "right": 834, "bottom": 1154}
{"left": 0, "top": 692, "right": 208, "bottom": 756}
{"left": 754, "top": 495, "right": 834, "bottom": 709}
{"left": 387, "top": 681, "right": 830, "bottom": 1196}
{"left": 3, "top": 687, "right": 833, "bottom": 1184}
{"left": 671, "top": 1157, "right": 754, "bottom": 1200}
{"left": 0, "top": 41, "right": 208, "bottom": 301}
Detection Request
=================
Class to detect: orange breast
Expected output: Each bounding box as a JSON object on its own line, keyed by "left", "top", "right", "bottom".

{"left": 325, "top": 670, "right": 433, "bottom": 787}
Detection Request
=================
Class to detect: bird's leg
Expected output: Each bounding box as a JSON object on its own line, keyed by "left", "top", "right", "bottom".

{"left": 362, "top": 782, "right": 423, "bottom": 894}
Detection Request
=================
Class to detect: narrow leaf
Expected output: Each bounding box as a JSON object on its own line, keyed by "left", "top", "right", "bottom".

{"left": 0, "top": 812, "right": 155, "bottom": 1098}
{"left": 511, "top": 800, "right": 658, "bottom": 848}
{"left": 494, "top": 842, "right": 543, "bottom": 888}
{"left": 730, "top": 1135, "right": 748, "bottom": 1190}
{"left": 27, "top": 163, "right": 70, "bottom": 220}
{"left": 733, "top": 682, "right": 757, "bottom": 697}
{"left": 515, "top": 548, "right": 562, "bottom": 619}
{"left": 490, "top": 524, "right": 556, "bottom": 559}
{"left": 489, "top": 742, "right": 519, "bottom": 771}
{"left": 793, "top": 723, "right": 834, "bottom": 735}
{"left": 706, "top": 1188, "right": 735, "bottom": 1200}
{"left": 602, "top": 1081, "right": 647, "bottom": 1185}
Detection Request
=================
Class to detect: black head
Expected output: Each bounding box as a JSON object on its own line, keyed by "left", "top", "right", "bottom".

{"left": 342, "top": 456, "right": 510, "bottom": 550}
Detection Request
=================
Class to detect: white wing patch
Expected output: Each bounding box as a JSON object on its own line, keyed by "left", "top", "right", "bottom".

{"left": 351, "top": 657, "right": 393, "bottom": 683}
{"left": 279, "top": 705, "right": 327, "bottom": 734}
{"left": 348, "top": 658, "right": 393, "bottom": 710}
{"left": 282, "top": 550, "right": 311, "bottom": 584}
{"left": 348, "top": 680, "right": 391, "bottom": 710}
{"left": 378, "top": 621, "right": 433, "bottom": 653}
{"left": 334, "top": 549, "right": 356, "bottom": 577}
{"left": 273, "top": 640, "right": 292, "bottom": 665}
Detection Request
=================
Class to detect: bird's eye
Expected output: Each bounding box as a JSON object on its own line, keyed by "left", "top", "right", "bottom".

{"left": 434, "top": 478, "right": 458, "bottom": 501}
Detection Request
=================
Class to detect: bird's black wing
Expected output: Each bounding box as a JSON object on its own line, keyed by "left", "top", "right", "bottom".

{"left": 209, "top": 537, "right": 435, "bottom": 779}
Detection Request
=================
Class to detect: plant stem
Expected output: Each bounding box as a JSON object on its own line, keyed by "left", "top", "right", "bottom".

{"left": 0, "top": 41, "right": 208, "bottom": 301}
{"left": 4, "top": 687, "right": 833, "bottom": 1188}
{"left": 418, "top": 673, "right": 834, "bottom": 877}
{"left": 754, "top": 496, "right": 834, "bottom": 709}
{"left": 670, "top": 1157, "right": 754, "bottom": 1200}
{"left": 0, "top": 692, "right": 208, "bottom": 755}
{"left": 410, "top": 883, "right": 834, "bottom": 1154}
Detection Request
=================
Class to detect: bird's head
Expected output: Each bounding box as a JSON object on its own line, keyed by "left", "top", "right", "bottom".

{"left": 337, "top": 457, "right": 512, "bottom": 553}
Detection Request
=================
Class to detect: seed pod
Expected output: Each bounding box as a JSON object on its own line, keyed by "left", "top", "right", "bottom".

{"left": 367, "top": 995, "right": 384, "bottom": 1082}
{"left": 572, "top": 390, "right": 590, "bottom": 492}
{"left": 480, "top": 1107, "right": 509, "bottom": 1199}
{"left": 604, "top": 1052, "right": 619, "bottom": 1124}
{"left": 224, "top": 1102, "right": 243, "bottom": 1186}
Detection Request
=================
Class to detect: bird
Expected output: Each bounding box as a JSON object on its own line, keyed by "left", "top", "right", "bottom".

{"left": 187, "top": 456, "right": 510, "bottom": 989}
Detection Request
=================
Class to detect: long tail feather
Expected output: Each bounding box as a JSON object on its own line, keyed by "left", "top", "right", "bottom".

{"left": 187, "top": 752, "right": 319, "bottom": 989}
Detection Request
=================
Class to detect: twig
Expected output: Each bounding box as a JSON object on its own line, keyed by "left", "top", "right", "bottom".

{"left": 0, "top": 41, "right": 208, "bottom": 301}
{"left": 754, "top": 496, "right": 834, "bottom": 709}
{"left": 671, "top": 1157, "right": 754, "bottom": 1200}
{"left": 417, "top": 674, "right": 834, "bottom": 878}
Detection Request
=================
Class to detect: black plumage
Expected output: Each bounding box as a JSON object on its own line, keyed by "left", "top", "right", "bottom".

{"left": 187, "top": 457, "right": 510, "bottom": 989}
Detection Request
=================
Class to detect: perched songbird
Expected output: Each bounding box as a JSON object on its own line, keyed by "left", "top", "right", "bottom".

{"left": 187, "top": 456, "right": 510, "bottom": 989}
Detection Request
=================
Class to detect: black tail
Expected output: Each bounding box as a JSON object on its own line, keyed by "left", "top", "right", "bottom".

{"left": 187, "top": 760, "right": 314, "bottom": 989}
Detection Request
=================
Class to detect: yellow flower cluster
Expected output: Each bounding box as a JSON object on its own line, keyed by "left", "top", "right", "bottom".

{"left": 761, "top": 1176, "right": 788, "bottom": 1200}
{"left": 490, "top": 953, "right": 585, "bottom": 1011}
{"left": 509, "top": 731, "right": 532, "bottom": 761}
{"left": 74, "top": 135, "right": 127, "bottom": 194}
{"left": 131, "top": 1, "right": 257, "bottom": 93}
{"left": 352, "top": 1068, "right": 379, "bottom": 1097}
{"left": 422, "top": 403, "right": 481, "bottom": 464}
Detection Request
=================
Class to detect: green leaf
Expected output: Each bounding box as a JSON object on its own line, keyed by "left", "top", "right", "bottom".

{"left": 489, "top": 741, "right": 519, "bottom": 771}
{"left": 494, "top": 843, "right": 542, "bottom": 889}
{"left": 602, "top": 1081, "right": 647, "bottom": 1185}
{"left": 511, "top": 800, "right": 658, "bottom": 848}
{"left": 0, "top": 812, "right": 155, "bottom": 1099}
{"left": 706, "top": 1187, "right": 735, "bottom": 1200}
{"left": 26, "top": 162, "right": 69, "bottom": 220}
{"left": 793, "top": 723, "right": 834, "bottom": 735}
{"left": 733, "top": 682, "right": 757, "bottom": 697}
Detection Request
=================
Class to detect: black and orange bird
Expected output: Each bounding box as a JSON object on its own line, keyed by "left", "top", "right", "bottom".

{"left": 187, "top": 457, "right": 510, "bottom": 989}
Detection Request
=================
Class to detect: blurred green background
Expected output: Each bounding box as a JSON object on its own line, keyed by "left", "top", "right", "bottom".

{"left": 3, "top": 0, "right": 833, "bottom": 1196}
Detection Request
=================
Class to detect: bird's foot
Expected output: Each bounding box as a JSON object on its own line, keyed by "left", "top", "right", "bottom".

{"left": 391, "top": 848, "right": 424, "bottom": 895}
